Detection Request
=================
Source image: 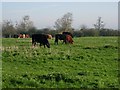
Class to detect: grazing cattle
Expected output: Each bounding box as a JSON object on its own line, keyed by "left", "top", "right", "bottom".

{"left": 18, "top": 34, "right": 30, "bottom": 38}
{"left": 54, "top": 32, "right": 74, "bottom": 45}
{"left": 54, "top": 34, "right": 67, "bottom": 45}
{"left": 66, "top": 35, "right": 73, "bottom": 44}
{"left": 62, "top": 32, "right": 73, "bottom": 38}
{"left": 32, "top": 34, "right": 50, "bottom": 48}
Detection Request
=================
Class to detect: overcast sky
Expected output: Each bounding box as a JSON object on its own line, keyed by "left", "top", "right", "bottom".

{"left": 2, "top": 2, "right": 118, "bottom": 29}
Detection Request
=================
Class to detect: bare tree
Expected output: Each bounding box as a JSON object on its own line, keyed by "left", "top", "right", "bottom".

{"left": 94, "top": 17, "right": 105, "bottom": 30}
{"left": 2, "top": 20, "right": 16, "bottom": 38}
{"left": 54, "top": 12, "right": 73, "bottom": 33}
{"left": 15, "top": 15, "right": 34, "bottom": 34}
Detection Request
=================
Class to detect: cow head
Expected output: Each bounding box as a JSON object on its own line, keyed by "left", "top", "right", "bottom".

{"left": 46, "top": 43, "right": 50, "bottom": 48}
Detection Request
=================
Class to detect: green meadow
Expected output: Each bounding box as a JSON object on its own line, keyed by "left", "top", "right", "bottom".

{"left": 2, "top": 37, "right": 119, "bottom": 88}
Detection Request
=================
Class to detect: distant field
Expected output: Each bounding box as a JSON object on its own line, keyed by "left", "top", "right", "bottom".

{"left": 2, "top": 37, "right": 119, "bottom": 88}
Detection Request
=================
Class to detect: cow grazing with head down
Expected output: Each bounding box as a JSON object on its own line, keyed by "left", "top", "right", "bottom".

{"left": 54, "top": 34, "right": 66, "bottom": 45}
{"left": 32, "top": 34, "right": 50, "bottom": 48}
{"left": 54, "top": 32, "right": 73, "bottom": 45}
{"left": 66, "top": 35, "right": 73, "bottom": 44}
{"left": 18, "top": 34, "right": 30, "bottom": 38}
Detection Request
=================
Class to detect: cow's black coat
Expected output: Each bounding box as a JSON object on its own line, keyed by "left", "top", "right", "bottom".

{"left": 54, "top": 34, "right": 66, "bottom": 45}
{"left": 32, "top": 34, "right": 50, "bottom": 48}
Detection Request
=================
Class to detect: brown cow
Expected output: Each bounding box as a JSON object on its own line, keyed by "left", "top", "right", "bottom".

{"left": 47, "top": 34, "right": 52, "bottom": 39}
{"left": 66, "top": 35, "right": 73, "bottom": 44}
{"left": 25, "top": 34, "right": 30, "bottom": 38}
{"left": 18, "top": 34, "right": 30, "bottom": 38}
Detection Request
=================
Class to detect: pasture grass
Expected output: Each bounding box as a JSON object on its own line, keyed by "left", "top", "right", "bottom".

{"left": 2, "top": 37, "right": 119, "bottom": 88}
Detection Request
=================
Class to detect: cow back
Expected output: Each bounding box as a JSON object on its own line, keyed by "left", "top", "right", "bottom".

{"left": 62, "top": 32, "right": 73, "bottom": 38}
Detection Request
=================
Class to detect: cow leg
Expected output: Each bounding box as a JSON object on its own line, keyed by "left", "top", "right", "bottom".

{"left": 66, "top": 41, "right": 68, "bottom": 44}
{"left": 54, "top": 40, "right": 58, "bottom": 45}
{"left": 32, "top": 41, "right": 35, "bottom": 46}
{"left": 40, "top": 43, "right": 42, "bottom": 47}
{"left": 56, "top": 41, "right": 58, "bottom": 45}
{"left": 63, "top": 39, "right": 67, "bottom": 44}
{"left": 43, "top": 44, "right": 46, "bottom": 48}
{"left": 32, "top": 42, "right": 36, "bottom": 47}
{"left": 46, "top": 43, "right": 50, "bottom": 48}
{"left": 34, "top": 42, "right": 36, "bottom": 46}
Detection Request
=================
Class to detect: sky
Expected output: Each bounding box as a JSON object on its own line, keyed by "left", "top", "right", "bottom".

{"left": 1, "top": 0, "right": 120, "bottom": 2}
{"left": 2, "top": 2, "right": 118, "bottom": 30}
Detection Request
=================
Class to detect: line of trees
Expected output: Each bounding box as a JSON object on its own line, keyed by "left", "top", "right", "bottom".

{"left": 2, "top": 13, "right": 119, "bottom": 38}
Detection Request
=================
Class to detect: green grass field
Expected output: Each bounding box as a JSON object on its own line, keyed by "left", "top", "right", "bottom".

{"left": 2, "top": 37, "right": 119, "bottom": 88}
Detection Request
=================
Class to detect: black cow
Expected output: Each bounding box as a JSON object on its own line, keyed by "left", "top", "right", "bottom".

{"left": 54, "top": 32, "right": 73, "bottom": 45}
{"left": 32, "top": 34, "right": 50, "bottom": 48}
{"left": 62, "top": 32, "right": 73, "bottom": 38}
{"left": 54, "top": 34, "right": 67, "bottom": 45}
